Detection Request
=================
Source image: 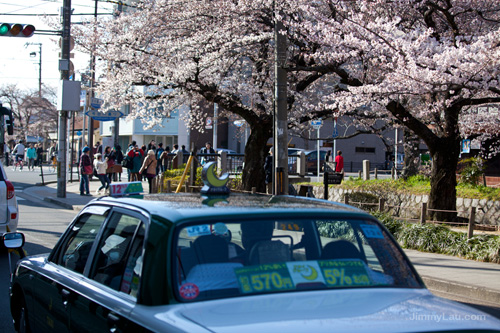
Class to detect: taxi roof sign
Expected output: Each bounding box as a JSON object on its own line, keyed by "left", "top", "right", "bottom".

{"left": 109, "top": 181, "right": 143, "bottom": 197}
{"left": 200, "top": 162, "right": 230, "bottom": 195}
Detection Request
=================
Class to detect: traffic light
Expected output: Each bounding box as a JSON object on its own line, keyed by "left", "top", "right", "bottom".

{"left": 0, "top": 105, "right": 14, "bottom": 135}
{"left": 0, "top": 23, "right": 35, "bottom": 38}
{"left": 6, "top": 114, "right": 14, "bottom": 135}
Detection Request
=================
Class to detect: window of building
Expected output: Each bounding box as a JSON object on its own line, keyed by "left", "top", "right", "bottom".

{"left": 355, "top": 147, "right": 376, "bottom": 153}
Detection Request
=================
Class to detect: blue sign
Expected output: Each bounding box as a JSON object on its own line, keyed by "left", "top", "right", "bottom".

{"left": 332, "top": 127, "right": 338, "bottom": 138}
{"left": 310, "top": 119, "right": 323, "bottom": 127}
{"left": 85, "top": 110, "right": 124, "bottom": 122}
{"left": 90, "top": 97, "right": 103, "bottom": 109}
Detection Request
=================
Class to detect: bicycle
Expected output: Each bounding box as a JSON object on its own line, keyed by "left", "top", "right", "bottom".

{"left": 49, "top": 156, "right": 57, "bottom": 173}
{"left": 12, "top": 155, "right": 24, "bottom": 171}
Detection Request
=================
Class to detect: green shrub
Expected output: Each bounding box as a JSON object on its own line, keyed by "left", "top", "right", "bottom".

{"left": 458, "top": 157, "right": 484, "bottom": 186}
{"left": 374, "top": 213, "right": 500, "bottom": 263}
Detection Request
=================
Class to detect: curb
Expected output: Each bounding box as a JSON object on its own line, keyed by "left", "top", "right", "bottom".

{"left": 43, "top": 197, "right": 75, "bottom": 210}
{"left": 422, "top": 276, "right": 500, "bottom": 305}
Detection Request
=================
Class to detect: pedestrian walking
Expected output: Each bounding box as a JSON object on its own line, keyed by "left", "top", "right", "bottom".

{"left": 26, "top": 143, "right": 36, "bottom": 171}
{"left": 94, "top": 153, "right": 110, "bottom": 195}
{"left": 79, "top": 146, "right": 92, "bottom": 196}
{"left": 181, "top": 145, "right": 189, "bottom": 163}
{"left": 93, "top": 141, "right": 102, "bottom": 155}
{"left": 12, "top": 140, "right": 25, "bottom": 171}
{"left": 114, "top": 145, "right": 124, "bottom": 181}
{"left": 127, "top": 144, "right": 144, "bottom": 182}
{"left": 264, "top": 147, "right": 273, "bottom": 194}
{"left": 156, "top": 143, "right": 165, "bottom": 174}
{"left": 199, "top": 142, "right": 215, "bottom": 165}
{"left": 335, "top": 150, "right": 344, "bottom": 175}
{"left": 36, "top": 143, "right": 43, "bottom": 167}
{"left": 104, "top": 146, "right": 115, "bottom": 184}
{"left": 4, "top": 143, "right": 10, "bottom": 166}
{"left": 160, "top": 146, "right": 171, "bottom": 171}
{"left": 139, "top": 149, "right": 157, "bottom": 194}
{"left": 147, "top": 140, "right": 157, "bottom": 153}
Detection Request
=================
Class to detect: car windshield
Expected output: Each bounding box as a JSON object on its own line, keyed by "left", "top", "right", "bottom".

{"left": 174, "top": 218, "right": 421, "bottom": 302}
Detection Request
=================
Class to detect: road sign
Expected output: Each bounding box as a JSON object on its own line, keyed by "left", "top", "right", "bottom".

{"left": 310, "top": 119, "right": 323, "bottom": 129}
{"left": 205, "top": 117, "right": 213, "bottom": 129}
{"left": 90, "top": 97, "right": 103, "bottom": 109}
{"left": 233, "top": 120, "right": 244, "bottom": 127}
{"left": 85, "top": 110, "right": 123, "bottom": 122}
{"left": 332, "top": 127, "right": 338, "bottom": 138}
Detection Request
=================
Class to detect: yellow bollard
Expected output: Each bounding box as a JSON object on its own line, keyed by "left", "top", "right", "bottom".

{"left": 175, "top": 155, "right": 193, "bottom": 193}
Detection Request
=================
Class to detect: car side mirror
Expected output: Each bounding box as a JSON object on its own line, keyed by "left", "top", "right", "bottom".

{"left": 3, "top": 232, "right": 25, "bottom": 249}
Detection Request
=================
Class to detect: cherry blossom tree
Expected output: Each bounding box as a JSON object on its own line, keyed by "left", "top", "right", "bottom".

{"left": 76, "top": 0, "right": 294, "bottom": 192}
{"left": 0, "top": 84, "right": 58, "bottom": 143}
{"left": 288, "top": 0, "right": 500, "bottom": 220}
{"left": 76, "top": 0, "right": 500, "bottom": 217}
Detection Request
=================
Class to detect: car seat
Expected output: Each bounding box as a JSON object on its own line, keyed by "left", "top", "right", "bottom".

{"left": 248, "top": 240, "right": 291, "bottom": 265}
{"left": 321, "top": 240, "right": 364, "bottom": 261}
{"left": 192, "top": 235, "right": 229, "bottom": 264}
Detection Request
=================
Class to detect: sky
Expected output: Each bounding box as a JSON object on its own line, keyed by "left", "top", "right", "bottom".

{"left": 0, "top": 0, "right": 115, "bottom": 95}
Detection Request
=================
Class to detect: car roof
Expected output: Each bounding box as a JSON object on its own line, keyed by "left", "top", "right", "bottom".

{"left": 94, "top": 193, "right": 372, "bottom": 224}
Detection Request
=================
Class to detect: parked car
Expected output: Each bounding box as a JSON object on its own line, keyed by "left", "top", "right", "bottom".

{"left": 215, "top": 148, "right": 237, "bottom": 155}
{"left": 304, "top": 150, "right": 329, "bottom": 174}
{"left": 290, "top": 149, "right": 329, "bottom": 175}
{"left": 0, "top": 162, "right": 18, "bottom": 237}
{"left": 6, "top": 175, "right": 500, "bottom": 332}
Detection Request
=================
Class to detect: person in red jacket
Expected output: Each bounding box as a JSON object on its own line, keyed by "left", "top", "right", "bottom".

{"left": 335, "top": 150, "right": 344, "bottom": 174}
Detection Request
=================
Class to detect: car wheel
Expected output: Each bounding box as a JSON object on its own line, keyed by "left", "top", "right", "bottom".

{"left": 17, "top": 298, "right": 30, "bottom": 333}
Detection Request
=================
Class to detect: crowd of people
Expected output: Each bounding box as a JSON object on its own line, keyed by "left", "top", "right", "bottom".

{"left": 4, "top": 140, "right": 48, "bottom": 171}
{"left": 79, "top": 139, "right": 194, "bottom": 195}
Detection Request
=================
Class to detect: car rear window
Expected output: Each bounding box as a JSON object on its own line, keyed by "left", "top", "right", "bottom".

{"left": 174, "top": 218, "right": 421, "bottom": 302}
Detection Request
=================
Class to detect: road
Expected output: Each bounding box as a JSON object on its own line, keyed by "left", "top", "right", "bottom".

{"left": 0, "top": 167, "right": 499, "bottom": 332}
{"left": 1, "top": 167, "right": 77, "bottom": 332}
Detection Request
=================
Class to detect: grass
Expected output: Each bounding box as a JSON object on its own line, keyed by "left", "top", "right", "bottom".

{"left": 299, "top": 175, "right": 500, "bottom": 201}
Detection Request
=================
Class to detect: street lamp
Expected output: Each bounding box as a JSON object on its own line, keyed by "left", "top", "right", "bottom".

{"left": 26, "top": 42, "right": 42, "bottom": 98}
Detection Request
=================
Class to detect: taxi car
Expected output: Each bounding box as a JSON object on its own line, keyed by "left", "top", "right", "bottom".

{"left": 6, "top": 165, "right": 500, "bottom": 332}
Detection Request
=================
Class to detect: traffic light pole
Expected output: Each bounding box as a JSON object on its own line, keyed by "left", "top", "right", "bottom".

{"left": 57, "top": 0, "right": 71, "bottom": 198}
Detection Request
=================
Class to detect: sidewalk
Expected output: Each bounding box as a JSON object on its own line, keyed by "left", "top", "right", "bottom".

{"left": 23, "top": 180, "right": 500, "bottom": 307}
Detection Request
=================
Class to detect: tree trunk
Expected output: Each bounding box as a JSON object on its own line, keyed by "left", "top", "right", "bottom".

{"left": 401, "top": 131, "right": 420, "bottom": 180}
{"left": 428, "top": 138, "right": 460, "bottom": 221}
{"left": 241, "top": 119, "right": 273, "bottom": 192}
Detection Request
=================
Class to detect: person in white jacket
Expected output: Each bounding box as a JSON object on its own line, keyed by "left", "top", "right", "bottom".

{"left": 94, "top": 153, "right": 110, "bottom": 194}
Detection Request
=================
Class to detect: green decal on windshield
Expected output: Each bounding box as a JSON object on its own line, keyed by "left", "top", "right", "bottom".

{"left": 235, "top": 263, "right": 294, "bottom": 294}
{"left": 235, "top": 260, "right": 371, "bottom": 294}
{"left": 319, "top": 260, "right": 371, "bottom": 287}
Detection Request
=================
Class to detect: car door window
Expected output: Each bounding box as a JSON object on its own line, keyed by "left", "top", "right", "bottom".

{"left": 89, "top": 212, "right": 144, "bottom": 294}
{"left": 58, "top": 212, "right": 108, "bottom": 274}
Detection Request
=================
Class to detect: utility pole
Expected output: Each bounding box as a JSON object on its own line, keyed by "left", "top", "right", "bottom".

{"left": 37, "top": 43, "right": 41, "bottom": 99}
{"left": 26, "top": 42, "right": 42, "bottom": 98}
{"left": 113, "top": 1, "right": 123, "bottom": 149}
{"left": 274, "top": 4, "right": 288, "bottom": 195}
{"left": 57, "top": 0, "right": 71, "bottom": 198}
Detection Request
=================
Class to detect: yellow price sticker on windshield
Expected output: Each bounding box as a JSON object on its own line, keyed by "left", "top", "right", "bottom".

{"left": 235, "top": 264, "right": 294, "bottom": 294}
